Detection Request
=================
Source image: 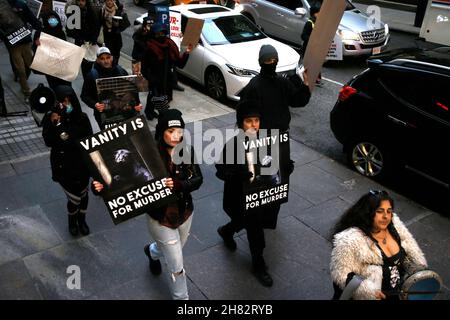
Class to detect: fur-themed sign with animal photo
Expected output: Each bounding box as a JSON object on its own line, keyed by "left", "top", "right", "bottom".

{"left": 242, "top": 130, "right": 290, "bottom": 212}
{"left": 95, "top": 75, "right": 140, "bottom": 127}
{"left": 78, "top": 115, "right": 176, "bottom": 224}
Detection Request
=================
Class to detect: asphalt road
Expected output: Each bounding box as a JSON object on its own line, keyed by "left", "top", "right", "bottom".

{"left": 119, "top": 0, "right": 449, "bottom": 216}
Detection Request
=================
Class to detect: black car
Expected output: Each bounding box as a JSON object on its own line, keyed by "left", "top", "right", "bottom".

{"left": 330, "top": 47, "right": 450, "bottom": 189}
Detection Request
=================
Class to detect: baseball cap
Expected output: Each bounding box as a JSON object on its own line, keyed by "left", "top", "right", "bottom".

{"left": 97, "top": 47, "right": 112, "bottom": 57}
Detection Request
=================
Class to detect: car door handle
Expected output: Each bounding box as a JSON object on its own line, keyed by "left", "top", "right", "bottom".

{"left": 277, "top": 12, "right": 284, "bottom": 17}
{"left": 251, "top": 3, "right": 258, "bottom": 7}
{"left": 387, "top": 115, "right": 407, "bottom": 127}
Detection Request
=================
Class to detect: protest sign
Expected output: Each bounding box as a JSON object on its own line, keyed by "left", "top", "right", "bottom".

{"left": 53, "top": 1, "right": 67, "bottom": 27}
{"left": 95, "top": 75, "right": 141, "bottom": 127}
{"left": 78, "top": 115, "right": 176, "bottom": 225}
{"left": 243, "top": 131, "right": 290, "bottom": 211}
{"left": 30, "top": 32, "right": 86, "bottom": 81}
{"left": 326, "top": 34, "right": 343, "bottom": 61}
{"left": 181, "top": 18, "right": 204, "bottom": 48}
{"left": 26, "top": 0, "right": 43, "bottom": 18}
{"left": 170, "top": 11, "right": 182, "bottom": 49}
{"left": 302, "top": 0, "right": 347, "bottom": 91}
{"left": 154, "top": 5, "right": 170, "bottom": 30}
{"left": 0, "top": 0, "right": 32, "bottom": 46}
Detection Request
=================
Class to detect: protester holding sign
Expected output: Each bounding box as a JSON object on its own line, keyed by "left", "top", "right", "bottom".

{"left": 81, "top": 46, "right": 142, "bottom": 130}
{"left": 42, "top": 85, "right": 93, "bottom": 236}
{"left": 100, "top": 0, "right": 130, "bottom": 66}
{"left": 33, "top": 10, "right": 72, "bottom": 89}
{"left": 216, "top": 100, "right": 284, "bottom": 287}
{"left": 92, "top": 109, "right": 203, "bottom": 300}
{"left": 141, "top": 23, "right": 192, "bottom": 120}
{"left": 0, "top": 0, "right": 41, "bottom": 102}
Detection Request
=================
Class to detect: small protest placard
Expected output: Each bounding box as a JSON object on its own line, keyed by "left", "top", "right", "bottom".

{"left": 326, "top": 34, "right": 343, "bottom": 61}
{"left": 53, "top": 1, "right": 67, "bottom": 27}
{"left": 181, "top": 18, "right": 204, "bottom": 48}
{"left": 26, "top": 0, "right": 42, "bottom": 18}
{"left": 78, "top": 115, "right": 176, "bottom": 224}
{"left": 170, "top": 11, "right": 182, "bottom": 49}
{"left": 243, "top": 131, "right": 290, "bottom": 211}
{"left": 95, "top": 75, "right": 140, "bottom": 127}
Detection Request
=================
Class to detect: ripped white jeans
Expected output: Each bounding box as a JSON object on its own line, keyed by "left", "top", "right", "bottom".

{"left": 146, "top": 213, "right": 193, "bottom": 300}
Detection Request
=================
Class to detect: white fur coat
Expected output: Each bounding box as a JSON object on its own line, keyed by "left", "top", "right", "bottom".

{"left": 330, "top": 213, "right": 427, "bottom": 300}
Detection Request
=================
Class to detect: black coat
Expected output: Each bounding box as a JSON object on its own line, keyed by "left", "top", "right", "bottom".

{"left": 238, "top": 71, "right": 311, "bottom": 132}
{"left": 80, "top": 62, "right": 136, "bottom": 124}
{"left": 100, "top": 3, "right": 130, "bottom": 56}
{"left": 141, "top": 37, "right": 189, "bottom": 101}
{"left": 215, "top": 136, "right": 282, "bottom": 229}
{"left": 42, "top": 86, "right": 93, "bottom": 184}
{"left": 147, "top": 145, "right": 203, "bottom": 228}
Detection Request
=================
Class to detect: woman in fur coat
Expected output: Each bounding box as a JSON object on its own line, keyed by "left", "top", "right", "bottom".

{"left": 330, "top": 190, "right": 427, "bottom": 300}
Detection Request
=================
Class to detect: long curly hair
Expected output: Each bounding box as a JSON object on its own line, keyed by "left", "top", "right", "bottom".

{"left": 332, "top": 190, "right": 394, "bottom": 239}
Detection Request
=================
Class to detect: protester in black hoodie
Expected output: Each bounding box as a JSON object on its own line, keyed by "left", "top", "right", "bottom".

{"left": 81, "top": 46, "right": 142, "bottom": 130}
{"left": 42, "top": 85, "right": 93, "bottom": 236}
{"left": 33, "top": 10, "right": 71, "bottom": 90}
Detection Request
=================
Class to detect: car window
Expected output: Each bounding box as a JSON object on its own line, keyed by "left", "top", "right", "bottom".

{"left": 379, "top": 67, "right": 450, "bottom": 124}
{"left": 202, "top": 15, "right": 266, "bottom": 45}
{"left": 306, "top": 0, "right": 355, "bottom": 11}
{"left": 271, "top": 0, "right": 303, "bottom": 11}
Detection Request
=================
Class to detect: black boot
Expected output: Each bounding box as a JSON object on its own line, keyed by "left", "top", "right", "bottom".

{"left": 77, "top": 212, "right": 90, "bottom": 236}
{"left": 217, "top": 225, "right": 237, "bottom": 251}
{"left": 68, "top": 214, "right": 78, "bottom": 236}
{"left": 144, "top": 244, "right": 162, "bottom": 275}
{"left": 252, "top": 255, "right": 273, "bottom": 287}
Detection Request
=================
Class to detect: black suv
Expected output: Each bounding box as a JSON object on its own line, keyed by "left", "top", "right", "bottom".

{"left": 330, "top": 47, "right": 450, "bottom": 189}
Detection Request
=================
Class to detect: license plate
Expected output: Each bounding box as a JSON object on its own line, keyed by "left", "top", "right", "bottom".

{"left": 372, "top": 47, "right": 382, "bottom": 55}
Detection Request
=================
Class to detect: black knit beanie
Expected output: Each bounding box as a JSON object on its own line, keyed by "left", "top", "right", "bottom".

{"left": 258, "top": 44, "right": 278, "bottom": 66}
{"left": 155, "top": 109, "right": 185, "bottom": 140}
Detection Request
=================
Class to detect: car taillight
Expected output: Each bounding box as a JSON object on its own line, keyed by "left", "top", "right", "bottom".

{"left": 338, "top": 85, "right": 357, "bottom": 102}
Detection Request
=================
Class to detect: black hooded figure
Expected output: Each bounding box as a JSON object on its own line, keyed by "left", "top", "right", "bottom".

{"left": 33, "top": 10, "right": 72, "bottom": 90}
{"left": 42, "top": 85, "right": 93, "bottom": 236}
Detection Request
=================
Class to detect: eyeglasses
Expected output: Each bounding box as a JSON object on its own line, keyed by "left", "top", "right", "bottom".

{"left": 369, "top": 190, "right": 388, "bottom": 196}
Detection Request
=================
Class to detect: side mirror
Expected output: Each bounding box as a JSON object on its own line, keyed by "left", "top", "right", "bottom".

{"left": 295, "top": 8, "right": 307, "bottom": 16}
{"left": 367, "top": 59, "right": 383, "bottom": 69}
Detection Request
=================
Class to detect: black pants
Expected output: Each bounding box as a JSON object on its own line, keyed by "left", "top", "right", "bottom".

{"left": 222, "top": 214, "right": 266, "bottom": 264}
{"left": 59, "top": 179, "right": 89, "bottom": 215}
{"left": 81, "top": 59, "right": 94, "bottom": 81}
{"left": 0, "top": 76, "right": 6, "bottom": 116}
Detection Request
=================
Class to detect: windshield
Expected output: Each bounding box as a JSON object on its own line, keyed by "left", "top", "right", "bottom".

{"left": 202, "top": 15, "right": 266, "bottom": 45}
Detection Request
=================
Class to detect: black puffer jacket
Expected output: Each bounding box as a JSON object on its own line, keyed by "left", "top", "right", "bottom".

{"left": 42, "top": 86, "right": 93, "bottom": 184}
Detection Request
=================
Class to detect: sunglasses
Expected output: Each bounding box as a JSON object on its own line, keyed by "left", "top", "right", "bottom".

{"left": 369, "top": 190, "right": 388, "bottom": 196}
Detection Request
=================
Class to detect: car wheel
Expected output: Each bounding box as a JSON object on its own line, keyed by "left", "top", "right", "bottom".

{"left": 133, "top": 0, "right": 144, "bottom": 6}
{"left": 347, "top": 139, "right": 392, "bottom": 179}
{"left": 205, "top": 68, "right": 227, "bottom": 101}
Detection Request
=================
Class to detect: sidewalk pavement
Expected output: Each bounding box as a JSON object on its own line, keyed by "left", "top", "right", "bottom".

{"left": 353, "top": 1, "right": 421, "bottom": 35}
{"left": 0, "top": 44, "right": 449, "bottom": 300}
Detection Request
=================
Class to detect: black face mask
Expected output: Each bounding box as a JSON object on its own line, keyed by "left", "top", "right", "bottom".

{"left": 260, "top": 63, "right": 277, "bottom": 75}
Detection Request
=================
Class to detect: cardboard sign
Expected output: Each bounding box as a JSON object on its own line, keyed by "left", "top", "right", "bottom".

{"left": 26, "top": 0, "right": 43, "bottom": 18}
{"left": 181, "top": 18, "right": 204, "bottom": 48}
{"left": 243, "top": 131, "right": 290, "bottom": 211}
{"left": 30, "top": 32, "right": 86, "bottom": 81}
{"left": 170, "top": 11, "right": 182, "bottom": 50}
{"left": 95, "top": 75, "right": 140, "bottom": 127}
{"left": 326, "top": 34, "right": 343, "bottom": 61}
{"left": 78, "top": 115, "right": 176, "bottom": 225}
{"left": 302, "top": 0, "right": 347, "bottom": 91}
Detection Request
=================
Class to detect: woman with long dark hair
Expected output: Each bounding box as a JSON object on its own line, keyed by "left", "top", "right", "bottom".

{"left": 330, "top": 190, "right": 427, "bottom": 300}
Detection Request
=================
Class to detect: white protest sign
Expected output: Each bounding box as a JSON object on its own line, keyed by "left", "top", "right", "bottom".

{"left": 170, "top": 11, "right": 182, "bottom": 50}
{"left": 53, "top": 1, "right": 67, "bottom": 27}
{"left": 31, "top": 32, "right": 86, "bottom": 81}
{"left": 26, "top": 0, "right": 42, "bottom": 18}
{"left": 326, "top": 34, "right": 343, "bottom": 61}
